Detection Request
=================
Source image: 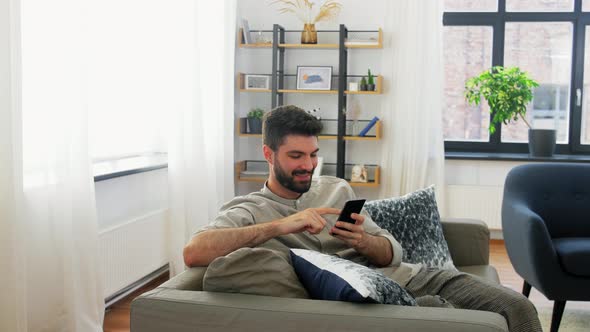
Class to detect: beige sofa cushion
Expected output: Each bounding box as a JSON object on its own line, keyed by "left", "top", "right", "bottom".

{"left": 202, "top": 247, "right": 309, "bottom": 299}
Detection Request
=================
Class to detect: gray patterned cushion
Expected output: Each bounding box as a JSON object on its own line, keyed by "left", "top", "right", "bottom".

{"left": 364, "top": 185, "right": 455, "bottom": 269}
{"left": 290, "top": 249, "right": 417, "bottom": 306}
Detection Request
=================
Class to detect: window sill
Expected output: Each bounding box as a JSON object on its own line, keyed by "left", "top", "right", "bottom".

{"left": 93, "top": 153, "right": 168, "bottom": 182}
{"left": 445, "top": 151, "right": 590, "bottom": 163}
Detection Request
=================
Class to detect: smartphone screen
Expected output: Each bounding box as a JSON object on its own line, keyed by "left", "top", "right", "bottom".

{"left": 337, "top": 199, "right": 366, "bottom": 224}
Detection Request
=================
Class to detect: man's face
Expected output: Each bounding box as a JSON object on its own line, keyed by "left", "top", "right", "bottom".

{"left": 269, "top": 135, "right": 319, "bottom": 195}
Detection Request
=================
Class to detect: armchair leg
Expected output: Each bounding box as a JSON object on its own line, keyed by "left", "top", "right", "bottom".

{"left": 522, "top": 280, "right": 532, "bottom": 298}
{"left": 550, "top": 300, "right": 566, "bottom": 332}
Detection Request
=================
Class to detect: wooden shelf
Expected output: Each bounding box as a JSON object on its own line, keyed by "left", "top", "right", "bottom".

{"left": 238, "top": 119, "right": 382, "bottom": 140}
{"left": 237, "top": 119, "right": 263, "bottom": 137}
{"left": 347, "top": 75, "right": 383, "bottom": 94}
{"left": 280, "top": 43, "right": 338, "bottom": 49}
{"left": 240, "top": 43, "right": 273, "bottom": 48}
{"left": 237, "top": 29, "right": 383, "bottom": 49}
{"left": 348, "top": 166, "right": 380, "bottom": 187}
{"left": 236, "top": 161, "right": 380, "bottom": 187}
{"left": 238, "top": 73, "right": 382, "bottom": 95}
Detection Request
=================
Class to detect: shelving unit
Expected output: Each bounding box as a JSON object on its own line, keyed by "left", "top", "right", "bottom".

{"left": 237, "top": 24, "right": 383, "bottom": 186}
{"left": 238, "top": 72, "right": 382, "bottom": 94}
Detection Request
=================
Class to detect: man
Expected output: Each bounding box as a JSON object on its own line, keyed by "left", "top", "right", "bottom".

{"left": 183, "top": 105, "right": 541, "bottom": 332}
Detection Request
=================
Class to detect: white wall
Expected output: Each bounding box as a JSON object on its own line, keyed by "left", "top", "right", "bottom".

{"left": 445, "top": 160, "right": 528, "bottom": 231}
{"left": 235, "top": 0, "right": 526, "bottom": 234}
{"left": 95, "top": 169, "right": 169, "bottom": 298}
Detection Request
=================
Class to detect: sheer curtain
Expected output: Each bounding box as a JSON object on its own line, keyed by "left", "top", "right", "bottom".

{"left": 1, "top": 0, "right": 104, "bottom": 331}
{"left": 379, "top": 0, "right": 446, "bottom": 213}
{"left": 168, "top": 0, "right": 237, "bottom": 275}
{"left": 1, "top": 1, "right": 26, "bottom": 330}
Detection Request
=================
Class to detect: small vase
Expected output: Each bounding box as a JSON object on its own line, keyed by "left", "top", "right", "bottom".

{"left": 301, "top": 23, "right": 317, "bottom": 44}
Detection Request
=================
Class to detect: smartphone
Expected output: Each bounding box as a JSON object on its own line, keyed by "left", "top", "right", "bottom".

{"left": 336, "top": 199, "right": 366, "bottom": 228}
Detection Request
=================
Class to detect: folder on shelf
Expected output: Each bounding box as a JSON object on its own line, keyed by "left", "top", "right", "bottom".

{"left": 358, "top": 116, "right": 379, "bottom": 137}
{"left": 242, "top": 18, "right": 252, "bottom": 44}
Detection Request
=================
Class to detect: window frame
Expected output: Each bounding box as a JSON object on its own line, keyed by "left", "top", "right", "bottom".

{"left": 443, "top": 0, "right": 590, "bottom": 155}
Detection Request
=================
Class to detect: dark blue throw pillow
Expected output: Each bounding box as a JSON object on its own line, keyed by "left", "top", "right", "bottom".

{"left": 289, "top": 249, "right": 417, "bottom": 306}
{"left": 364, "top": 185, "right": 455, "bottom": 269}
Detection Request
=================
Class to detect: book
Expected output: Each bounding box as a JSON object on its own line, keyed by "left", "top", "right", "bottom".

{"left": 358, "top": 116, "right": 379, "bottom": 137}
{"left": 242, "top": 18, "right": 252, "bottom": 44}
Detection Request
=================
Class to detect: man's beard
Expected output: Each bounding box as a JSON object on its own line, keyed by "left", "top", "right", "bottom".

{"left": 274, "top": 159, "right": 315, "bottom": 194}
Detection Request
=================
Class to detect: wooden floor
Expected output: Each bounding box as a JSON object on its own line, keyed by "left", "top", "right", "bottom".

{"left": 103, "top": 273, "right": 169, "bottom": 332}
{"left": 103, "top": 240, "right": 589, "bottom": 331}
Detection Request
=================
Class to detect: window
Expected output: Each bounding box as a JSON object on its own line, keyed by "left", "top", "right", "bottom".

{"left": 443, "top": 0, "right": 590, "bottom": 154}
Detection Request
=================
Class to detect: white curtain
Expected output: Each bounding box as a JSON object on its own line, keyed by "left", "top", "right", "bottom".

{"left": 1, "top": 0, "right": 104, "bottom": 331}
{"left": 379, "top": 0, "right": 446, "bottom": 213}
{"left": 168, "top": 0, "right": 237, "bottom": 275}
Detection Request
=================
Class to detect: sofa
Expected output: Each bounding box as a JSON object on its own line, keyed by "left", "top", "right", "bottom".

{"left": 131, "top": 218, "right": 508, "bottom": 332}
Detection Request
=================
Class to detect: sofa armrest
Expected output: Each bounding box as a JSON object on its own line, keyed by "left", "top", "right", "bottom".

{"left": 158, "top": 267, "right": 206, "bottom": 291}
{"left": 131, "top": 289, "right": 508, "bottom": 332}
{"left": 441, "top": 218, "right": 490, "bottom": 266}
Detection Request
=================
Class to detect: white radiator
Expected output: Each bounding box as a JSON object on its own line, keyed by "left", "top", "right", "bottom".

{"left": 99, "top": 209, "right": 168, "bottom": 299}
{"left": 446, "top": 185, "right": 504, "bottom": 230}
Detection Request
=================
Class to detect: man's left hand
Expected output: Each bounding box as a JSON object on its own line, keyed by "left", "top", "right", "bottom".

{"left": 329, "top": 213, "right": 370, "bottom": 251}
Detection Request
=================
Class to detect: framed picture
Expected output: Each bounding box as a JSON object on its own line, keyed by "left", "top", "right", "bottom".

{"left": 296, "top": 66, "right": 332, "bottom": 90}
{"left": 245, "top": 74, "right": 270, "bottom": 90}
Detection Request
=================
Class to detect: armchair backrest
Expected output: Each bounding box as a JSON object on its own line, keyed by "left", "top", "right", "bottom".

{"left": 504, "top": 163, "right": 590, "bottom": 238}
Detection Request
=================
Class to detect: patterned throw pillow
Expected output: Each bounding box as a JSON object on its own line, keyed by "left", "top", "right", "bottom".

{"left": 364, "top": 185, "right": 455, "bottom": 270}
{"left": 290, "top": 249, "right": 417, "bottom": 306}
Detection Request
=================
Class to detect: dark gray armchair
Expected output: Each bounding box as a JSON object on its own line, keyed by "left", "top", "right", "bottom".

{"left": 502, "top": 163, "right": 590, "bottom": 332}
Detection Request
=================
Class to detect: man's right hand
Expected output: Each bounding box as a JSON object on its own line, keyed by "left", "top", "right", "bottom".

{"left": 184, "top": 207, "right": 340, "bottom": 267}
{"left": 275, "top": 207, "right": 340, "bottom": 235}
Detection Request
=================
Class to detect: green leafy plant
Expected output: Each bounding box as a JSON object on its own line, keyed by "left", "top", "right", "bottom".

{"left": 247, "top": 107, "right": 265, "bottom": 119}
{"left": 360, "top": 77, "right": 367, "bottom": 86}
{"left": 367, "top": 69, "right": 375, "bottom": 85}
{"left": 465, "top": 66, "right": 539, "bottom": 134}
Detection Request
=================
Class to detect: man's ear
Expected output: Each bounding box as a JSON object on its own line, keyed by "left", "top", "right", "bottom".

{"left": 263, "top": 145, "right": 274, "bottom": 165}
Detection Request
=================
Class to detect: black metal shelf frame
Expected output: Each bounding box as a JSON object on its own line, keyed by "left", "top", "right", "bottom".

{"left": 271, "top": 24, "right": 368, "bottom": 178}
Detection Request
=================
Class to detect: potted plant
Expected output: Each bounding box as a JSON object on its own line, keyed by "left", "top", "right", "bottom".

{"left": 465, "top": 66, "right": 554, "bottom": 157}
{"left": 359, "top": 77, "right": 368, "bottom": 91}
{"left": 247, "top": 108, "right": 265, "bottom": 134}
{"left": 367, "top": 69, "right": 376, "bottom": 91}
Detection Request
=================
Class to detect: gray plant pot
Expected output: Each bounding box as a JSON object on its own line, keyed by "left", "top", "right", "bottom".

{"left": 528, "top": 129, "right": 556, "bottom": 157}
{"left": 367, "top": 84, "right": 375, "bottom": 91}
{"left": 248, "top": 118, "right": 262, "bottom": 134}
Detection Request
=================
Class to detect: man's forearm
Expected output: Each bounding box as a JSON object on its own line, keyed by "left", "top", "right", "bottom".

{"left": 357, "top": 234, "right": 393, "bottom": 267}
{"left": 183, "top": 222, "right": 282, "bottom": 267}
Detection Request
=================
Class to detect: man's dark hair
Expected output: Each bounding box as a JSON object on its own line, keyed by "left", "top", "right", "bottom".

{"left": 263, "top": 105, "right": 323, "bottom": 151}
